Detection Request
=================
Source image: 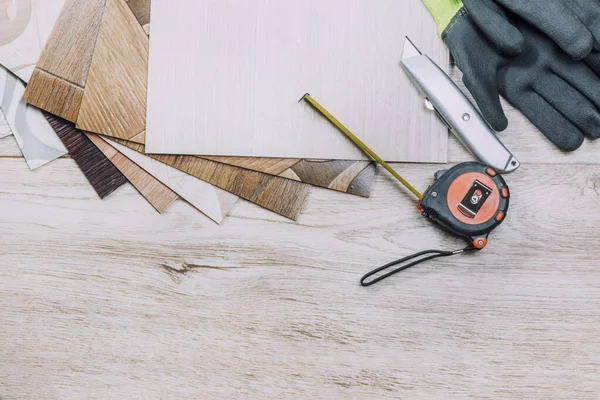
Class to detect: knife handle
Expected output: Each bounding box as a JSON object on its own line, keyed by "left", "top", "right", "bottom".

{"left": 401, "top": 55, "right": 519, "bottom": 173}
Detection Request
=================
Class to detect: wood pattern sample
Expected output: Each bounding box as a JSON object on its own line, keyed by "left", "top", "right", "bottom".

{"left": 205, "top": 156, "right": 377, "bottom": 198}
{"left": 106, "top": 138, "right": 238, "bottom": 224}
{"left": 22, "top": 0, "right": 106, "bottom": 122}
{"left": 79, "top": 0, "right": 377, "bottom": 197}
{"left": 87, "top": 133, "right": 178, "bottom": 213}
{"left": 126, "top": 0, "right": 150, "bottom": 33}
{"left": 115, "top": 139, "right": 311, "bottom": 221}
{"left": 45, "top": 112, "right": 127, "bottom": 199}
{"left": 0, "top": 65, "right": 68, "bottom": 170}
{"left": 145, "top": 0, "right": 448, "bottom": 161}
{"left": 77, "top": 0, "right": 147, "bottom": 139}
{"left": 0, "top": 0, "right": 66, "bottom": 82}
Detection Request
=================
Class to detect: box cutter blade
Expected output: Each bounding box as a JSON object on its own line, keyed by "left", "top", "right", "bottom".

{"left": 401, "top": 37, "right": 520, "bottom": 174}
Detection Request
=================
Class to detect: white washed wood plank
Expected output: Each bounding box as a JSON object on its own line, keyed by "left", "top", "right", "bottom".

{"left": 145, "top": 0, "right": 448, "bottom": 162}
{"left": 1, "top": 159, "right": 600, "bottom": 398}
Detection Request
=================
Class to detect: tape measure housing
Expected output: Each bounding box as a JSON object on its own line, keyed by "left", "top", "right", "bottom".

{"left": 417, "top": 162, "right": 510, "bottom": 249}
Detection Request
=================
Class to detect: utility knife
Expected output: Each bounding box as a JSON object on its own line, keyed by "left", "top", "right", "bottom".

{"left": 401, "top": 37, "right": 520, "bottom": 173}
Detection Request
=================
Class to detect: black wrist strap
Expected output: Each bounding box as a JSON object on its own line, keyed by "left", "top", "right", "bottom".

{"left": 360, "top": 246, "right": 478, "bottom": 287}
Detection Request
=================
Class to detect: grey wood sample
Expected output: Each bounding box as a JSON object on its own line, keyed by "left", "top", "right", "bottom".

{"left": 0, "top": 65, "right": 67, "bottom": 170}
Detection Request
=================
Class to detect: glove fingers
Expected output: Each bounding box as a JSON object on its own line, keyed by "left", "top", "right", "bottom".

{"left": 534, "top": 74, "right": 600, "bottom": 139}
{"left": 553, "top": 59, "right": 600, "bottom": 109}
{"left": 462, "top": 73, "right": 508, "bottom": 132}
{"left": 496, "top": 0, "right": 594, "bottom": 60}
{"left": 507, "top": 90, "right": 585, "bottom": 151}
{"left": 584, "top": 51, "right": 600, "bottom": 74}
{"left": 461, "top": 0, "right": 523, "bottom": 56}
{"left": 564, "top": 0, "right": 600, "bottom": 47}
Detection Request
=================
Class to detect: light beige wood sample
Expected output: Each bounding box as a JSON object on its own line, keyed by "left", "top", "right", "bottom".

{"left": 86, "top": 133, "right": 178, "bottom": 213}
{"left": 116, "top": 139, "right": 311, "bottom": 221}
{"left": 0, "top": 0, "right": 66, "bottom": 82}
{"left": 77, "top": 0, "right": 147, "bottom": 139}
{"left": 21, "top": 0, "right": 106, "bottom": 122}
{"left": 145, "top": 0, "right": 449, "bottom": 161}
{"left": 105, "top": 137, "right": 239, "bottom": 224}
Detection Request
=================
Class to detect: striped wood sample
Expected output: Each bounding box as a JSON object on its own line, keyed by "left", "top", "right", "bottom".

{"left": 77, "top": 0, "right": 148, "bottom": 139}
{"left": 22, "top": 0, "right": 106, "bottom": 122}
{"left": 0, "top": 0, "right": 66, "bottom": 82}
{"left": 80, "top": 0, "right": 377, "bottom": 197}
{"left": 45, "top": 112, "right": 128, "bottom": 199}
{"left": 86, "top": 133, "right": 178, "bottom": 213}
{"left": 203, "top": 157, "right": 376, "bottom": 198}
{"left": 115, "top": 139, "right": 311, "bottom": 221}
{"left": 106, "top": 137, "right": 239, "bottom": 224}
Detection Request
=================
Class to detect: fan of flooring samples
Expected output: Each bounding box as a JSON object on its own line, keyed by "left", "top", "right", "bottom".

{"left": 10, "top": 0, "right": 448, "bottom": 223}
{"left": 144, "top": 0, "right": 449, "bottom": 162}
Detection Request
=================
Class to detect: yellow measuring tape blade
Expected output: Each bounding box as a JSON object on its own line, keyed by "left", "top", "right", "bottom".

{"left": 301, "top": 94, "right": 423, "bottom": 200}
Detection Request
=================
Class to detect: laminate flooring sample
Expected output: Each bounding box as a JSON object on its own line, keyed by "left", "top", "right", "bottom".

{"left": 87, "top": 133, "right": 178, "bottom": 213}
{"left": 0, "top": 0, "right": 65, "bottom": 82}
{"left": 79, "top": 0, "right": 377, "bottom": 197}
{"left": 77, "top": 0, "right": 147, "bottom": 139}
{"left": 22, "top": 0, "right": 106, "bottom": 122}
{"left": 115, "top": 139, "right": 311, "bottom": 221}
{"left": 45, "top": 112, "right": 128, "bottom": 199}
{"left": 145, "top": 0, "right": 448, "bottom": 162}
{"left": 0, "top": 66, "right": 68, "bottom": 170}
{"left": 125, "top": 0, "right": 150, "bottom": 34}
{"left": 106, "top": 138, "right": 238, "bottom": 224}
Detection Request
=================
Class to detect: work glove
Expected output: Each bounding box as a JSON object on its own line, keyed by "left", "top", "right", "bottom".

{"left": 422, "top": 0, "right": 600, "bottom": 151}
{"left": 485, "top": 0, "right": 600, "bottom": 60}
{"left": 498, "top": 15, "right": 600, "bottom": 151}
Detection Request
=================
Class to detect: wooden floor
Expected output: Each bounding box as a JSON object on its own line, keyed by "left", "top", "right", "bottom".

{"left": 2, "top": 74, "right": 600, "bottom": 398}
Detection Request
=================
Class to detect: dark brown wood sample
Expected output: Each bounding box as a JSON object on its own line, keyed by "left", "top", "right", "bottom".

{"left": 115, "top": 139, "right": 311, "bottom": 220}
{"left": 45, "top": 113, "right": 128, "bottom": 199}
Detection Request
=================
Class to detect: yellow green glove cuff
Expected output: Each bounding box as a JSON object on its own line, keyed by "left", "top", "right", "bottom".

{"left": 422, "top": 0, "right": 464, "bottom": 36}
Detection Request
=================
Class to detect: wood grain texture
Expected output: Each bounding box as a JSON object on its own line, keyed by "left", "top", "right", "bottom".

{"left": 145, "top": 0, "right": 448, "bottom": 161}
{"left": 0, "top": 0, "right": 66, "bottom": 82}
{"left": 86, "top": 133, "right": 178, "bottom": 213}
{"left": 126, "top": 0, "right": 150, "bottom": 33}
{"left": 79, "top": 0, "right": 376, "bottom": 197}
{"left": 203, "top": 156, "right": 377, "bottom": 198}
{"left": 1, "top": 153, "right": 600, "bottom": 398}
{"left": 106, "top": 137, "right": 239, "bottom": 224}
{"left": 116, "top": 139, "right": 311, "bottom": 220}
{"left": 44, "top": 112, "right": 127, "bottom": 199}
{"left": 77, "top": 0, "right": 148, "bottom": 139}
{"left": 22, "top": 0, "right": 106, "bottom": 121}
{"left": 2, "top": 64, "right": 600, "bottom": 397}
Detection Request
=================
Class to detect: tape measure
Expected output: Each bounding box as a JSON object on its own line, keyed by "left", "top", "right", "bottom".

{"left": 301, "top": 94, "right": 510, "bottom": 286}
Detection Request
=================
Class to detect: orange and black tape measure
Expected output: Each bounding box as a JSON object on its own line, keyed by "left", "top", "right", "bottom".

{"left": 417, "top": 162, "right": 510, "bottom": 250}
{"left": 300, "top": 94, "right": 511, "bottom": 286}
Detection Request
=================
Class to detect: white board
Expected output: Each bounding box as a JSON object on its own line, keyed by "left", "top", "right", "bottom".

{"left": 146, "top": 0, "right": 448, "bottom": 162}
